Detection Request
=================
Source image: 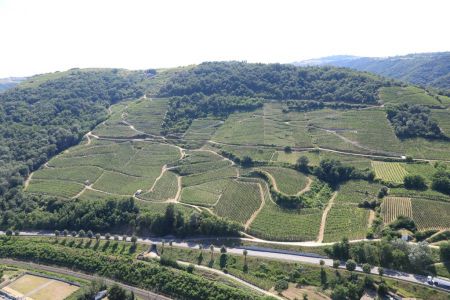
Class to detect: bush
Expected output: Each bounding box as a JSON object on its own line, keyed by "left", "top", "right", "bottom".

{"left": 362, "top": 263, "right": 371, "bottom": 274}
{"left": 404, "top": 175, "right": 427, "bottom": 190}
{"left": 275, "top": 279, "right": 289, "bottom": 293}
{"left": 345, "top": 259, "right": 356, "bottom": 272}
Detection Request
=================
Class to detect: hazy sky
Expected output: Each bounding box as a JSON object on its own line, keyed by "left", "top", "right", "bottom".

{"left": 1, "top": 0, "right": 449, "bottom": 77}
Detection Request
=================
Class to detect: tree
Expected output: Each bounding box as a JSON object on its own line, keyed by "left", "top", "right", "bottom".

{"left": 5, "top": 229, "right": 12, "bottom": 237}
{"left": 319, "top": 259, "right": 325, "bottom": 266}
{"left": 95, "top": 233, "right": 101, "bottom": 241}
{"left": 87, "top": 230, "right": 93, "bottom": 239}
{"left": 377, "top": 282, "right": 388, "bottom": 296}
{"left": 274, "top": 279, "right": 288, "bottom": 294}
{"left": 440, "top": 242, "right": 450, "bottom": 261}
{"left": 209, "top": 244, "right": 214, "bottom": 262}
{"left": 71, "top": 231, "right": 77, "bottom": 237}
{"left": 345, "top": 259, "right": 356, "bottom": 272}
{"left": 54, "top": 230, "right": 60, "bottom": 239}
{"left": 63, "top": 229, "right": 69, "bottom": 237}
{"left": 362, "top": 263, "right": 371, "bottom": 274}
{"left": 296, "top": 156, "right": 310, "bottom": 173}
{"left": 333, "top": 260, "right": 340, "bottom": 269}
{"left": 187, "top": 264, "right": 195, "bottom": 273}
{"left": 220, "top": 245, "right": 227, "bottom": 254}
{"left": 122, "top": 235, "right": 127, "bottom": 241}
{"left": 78, "top": 230, "right": 85, "bottom": 238}
{"left": 108, "top": 284, "right": 127, "bottom": 300}
{"left": 243, "top": 249, "right": 248, "bottom": 266}
{"left": 378, "top": 267, "right": 384, "bottom": 277}
{"left": 130, "top": 235, "right": 137, "bottom": 245}
{"left": 114, "top": 235, "right": 119, "bottom": 241}
{"left": 241, "top": 156, "right": 253, "bottom": 167}
{"left": 378, "top": 186, "right": 389, "bottom": 198}
{"left": 431, "top": 168, "right": 450, "bottom": 194}
{"left": 404, "top": 174, "right": 427, "bottom": 190}
{"left": 331, "top": 285, "right": 348, "bottom": 300}
{"left": 408, "top": 241, "right": 432, "bottom": 271}
{"left": 105, "top": 233, "right": 111, "bottom": 240}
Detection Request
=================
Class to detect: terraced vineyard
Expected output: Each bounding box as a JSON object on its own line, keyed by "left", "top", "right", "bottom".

{"left": 180, "top": 179, "right": 232, "bottom": 207}
{"left": 257, "top": 167, "right": 309, "bottom": 195}
{"left": 381, "top": 197, "right": 413, "bottom": 224}
{"left": 335, "top": 180, "right": 382, "bottom": 204}
{"left": 213, "top": 180, "right": 262, "bottom": 224}
{"left": 323, "top": 206, "right": 370, "bottom": 242}
{"left": 411, "top": 199, "right": 450, "bottom": 230}
{"left": 248, "top": 181, "right": 326, "bottom": 241}
{"left": 372, "top": 161, "right": 408, "bottom": 184}
{"left": 26, "top": 139, "right": 181, "bottom": 199}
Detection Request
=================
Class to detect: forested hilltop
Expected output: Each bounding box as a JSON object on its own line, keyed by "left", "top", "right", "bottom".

{"left": 159, "top": 61, "right": 397, "bottom": 133}
{"left": 294, "top": 52, "right": 450, "bottom": 90}
{"left": 0, "top": 69, "right": 147, "bottom": 194}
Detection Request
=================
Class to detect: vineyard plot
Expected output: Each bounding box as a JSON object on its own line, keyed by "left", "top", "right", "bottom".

{"left": 372, "top": 161, "right": 408, "bottom": 184}
{"left": 213, "top": 180, "right": 262, "bottom": 224}
{"left": 381, "top": 197, "right": 413, "bottom": 224}
{"left": 323, "top": 205, "right": 369, "bottom": 242}
{"left": 411, "top": 199, "right": 450, "bottom": 230}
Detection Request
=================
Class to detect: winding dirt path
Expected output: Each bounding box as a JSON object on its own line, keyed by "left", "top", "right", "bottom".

{"left": 317, "top": 191, "right": 338, "bottom": 243}
{"left": 296, "top": 177, "right": 313, "bottom": 196}
{"left": 23, "top": 172, "right": 33, "bottom": 190}
{"left": 244, "top": 183, "right": 266, "bottom": 230}
{"left": 167, "top": 176, "right": 182, "bottom": 203}
{"left": 367, "top": 210, "right": 375, "bottom": 228}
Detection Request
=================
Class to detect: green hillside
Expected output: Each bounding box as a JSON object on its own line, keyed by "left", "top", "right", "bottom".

{"left": 0, "top": 62, "right": 449, "bottom": 246}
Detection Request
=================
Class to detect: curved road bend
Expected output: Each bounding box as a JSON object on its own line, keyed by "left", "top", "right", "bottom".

{"left": 0, "top": 258, "right": 171, "bottom": 300}
{"left": 2, "top": 232, "right": 449, "bottom": 293}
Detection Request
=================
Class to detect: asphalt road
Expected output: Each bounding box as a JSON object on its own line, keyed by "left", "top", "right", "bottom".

{"left": 0, "top": 259, "right": 171, "bottom": 300}
{"left": 2, "top": 231, "right": 450, "bottom": 293}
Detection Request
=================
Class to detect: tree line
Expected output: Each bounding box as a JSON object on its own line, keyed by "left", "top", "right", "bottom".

{"left": 0, "top": 191, "right": 241, "bottom": 238}
{"left": 162, "top": 93, "right": 263, "bottom": 134}
{"left": 0, "top": 237, "right": 262, "bottom": 300}
{"left": 386, "top": 104, "right": 444, "bottom": 139}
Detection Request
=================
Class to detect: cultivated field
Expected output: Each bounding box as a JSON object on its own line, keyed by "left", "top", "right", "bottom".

{"left": 379, "top": 86, "right": 442, "bottom": 106}
{"left": 248, "top": 180, "right": 329, "bottom": 241}
{"left": 180, "top": 178, "right": 231, "bottom": 207}
{"left": 26, "top": 140, "right": 181, "bottom": 199}
{"left": 213, "top": 180, "right": 262, "bottom": 224}
{"left": 411, "top": 198, "right": 450, "bottom": 230}
{"left": 2, "top": 274, "right": 79, "bottom": 300}
{"left": 323, "top": 206, "right": 370, "bottom": 242}
{"left": 372, "top": 161, "right": 408, "bottom": 184}
{"left": 381, "top": 197, "right": 413, "bottom": 224}
{"left": 257, "top": 167, "right": 309, "bottom": 195}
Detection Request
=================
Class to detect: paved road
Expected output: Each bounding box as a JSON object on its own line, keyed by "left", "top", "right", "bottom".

{"left": 2, "top": 231, "right": 449, "bottom": 293}
{"left": 0, "top": 259, "right": 171, "bottom": 300}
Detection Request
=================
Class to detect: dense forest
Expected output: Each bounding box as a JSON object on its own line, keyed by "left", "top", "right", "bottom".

{"left": 0, "top": 69, "right": 147, "bottom": 194}
{"left": 0, "top": 189, "right": 240, "bottom": 237}
{"left": 386, "top": 104, "right": 444, "bottom": 139}
{"left": 159, "top": 61, "right": 395, "bottom": 103}
{"left": 162, "top": 93, "right": 263, "bottom": 133}
{"left": 296, "top": 52, "right": 450, "bottom": 90}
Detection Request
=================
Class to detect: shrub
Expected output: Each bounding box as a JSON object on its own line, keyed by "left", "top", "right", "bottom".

{"left": 404, "top": 175, "right": 427, "bottom": 190}
{"left": 345, "top": 259, "right": 356, "bottom": 272}
{"left": 275, "top": 279, "right": 289, "bottom": 293}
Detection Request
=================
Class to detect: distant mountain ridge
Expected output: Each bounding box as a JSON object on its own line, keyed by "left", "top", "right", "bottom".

{"left": 0, "top": 77, "right": 26, "bottom": 92}
{"left": 293, "top": 52, "right": 450, "bottom": 90}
